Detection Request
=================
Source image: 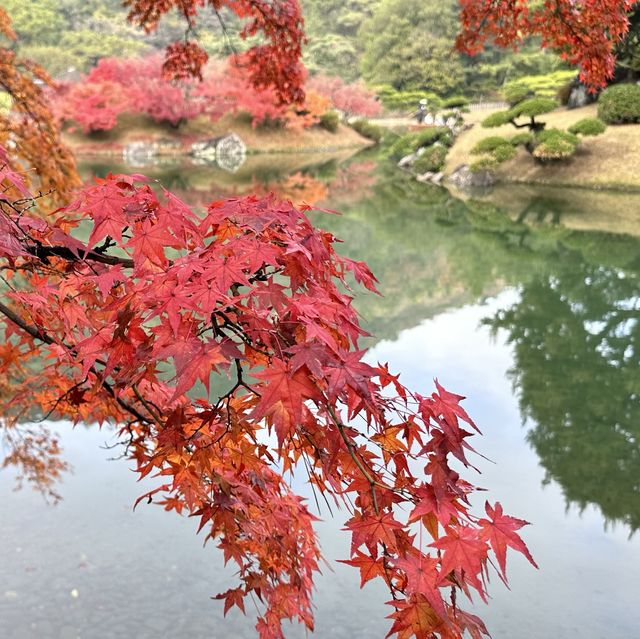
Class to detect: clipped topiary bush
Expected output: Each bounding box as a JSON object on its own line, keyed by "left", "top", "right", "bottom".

{"left": 568, "top": 117, "right": 606, "bottom": 136}
{"left": 389, "top": 127, "right": 451, "bottom": 160}
{"left": 482, "top": 110, "right": 512, "bottom": 128}
{"left": 471, "top": 136, "right": 511, "bottom": 154}
{"left": 536, "top": 127, "right": 579, "bottom": 147}
{"left": 350, "top": 118, "right": 384, "bottom": 143}
{"left": 532, "top": 128, "right": 579, "bottom": 160}
{"left": 413, "top": 126, "right": 452, "bottom": 149}
{"left": 597, "top": 84, "right": 640, "bottom": 124}
{"left": 509, "top": 97, "right": 559, "bottom": 119}
{"left": 413, "top": 145, "right": 448, "bottom": 173}
{"left": 319, "top": 110, "right": 340, "bottom": 133}
{"left": 503, "top": 84, "right": 534, "bottom": 106}
{"left": 442, "top": 96, "right": 469, "bottom": 109}
{"left": 492, "top": 143, "right": 517, "bottom": 162}
{"left": 510, "top": 132, "right": 535, "bottom": 147}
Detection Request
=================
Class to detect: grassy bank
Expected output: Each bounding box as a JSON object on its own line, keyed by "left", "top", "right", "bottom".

{"left": 445, "top": 104, "right": 640, "bottom": 190}
{"left": 63, "top": 113, "right": 371, "bottom": 156}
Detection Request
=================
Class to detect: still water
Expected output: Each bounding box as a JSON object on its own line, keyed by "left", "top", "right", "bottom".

{"left": 1, "top": 151, "right": 639, "bottom": 638}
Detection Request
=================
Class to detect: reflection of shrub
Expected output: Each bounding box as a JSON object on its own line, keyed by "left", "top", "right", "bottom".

{"left": 319, "top": 110, "right": 340, "bottom": 133}
{"left": 471, "top": 136, "right": 511, "bottom": 154}
{"left": 414, "top": 145, "right": 448, "bottom": 173}
{"left": 568, "top": 117, "right": 606, "bottom": 136}
{"left": 350, "top": 118, "right": 384, "bottom": 143}
{"left": 597, "top": 84, "right": 640, "bottom": 124}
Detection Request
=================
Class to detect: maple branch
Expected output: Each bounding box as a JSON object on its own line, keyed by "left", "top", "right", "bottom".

{"left": 25, "top": 243, "right": 134, "bottom": 269}
{"left": 326, "top": 403, "right": 382, "bottom": 514}
{"left": 0, "top": 301, "right": 149, "bottom": 425}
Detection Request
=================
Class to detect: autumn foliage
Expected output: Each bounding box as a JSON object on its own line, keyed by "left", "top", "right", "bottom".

{"left": 0, "top": 155, "right": 537, "bottom": 638}
{"left": 308, "top": 74, "right": 382, "bottom": 118}
{"left": 52, "top": 55, "right": 338, "bottom": 132}
{"left": 124, "top": 0, "right": 306, "bottom": 105}
{"left": 457, "top": 0, "right": 640, "bottom": 88}
{"left": 0, "top": 8, "right": 79, "bottom": 204}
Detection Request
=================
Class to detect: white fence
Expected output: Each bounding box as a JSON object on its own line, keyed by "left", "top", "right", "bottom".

{"left": 468, "top": 101, "right": 509, "bottom": 112}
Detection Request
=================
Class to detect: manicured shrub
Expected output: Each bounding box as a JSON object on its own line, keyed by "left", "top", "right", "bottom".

{"left": 350, "top": 118, "right": 384, "bottom": 143}
{"left": 482, "top": 110, "right": 512, "bottom": 127}
{"left": 413, "top": 145, "right": 448, "bottom": 173}
{"left": 533, "top": 138, "right": 576, "bottom": 160}
{"left": 388, "top": 126, "right": 450, "bottom": 159}
{"left": 509, "top": 97, "right": 558, "bottom": 119}
{"left": 442, "top": 96, "right": 469, "bottom": 109}
{"left": 492, "top": 143, "right": 517, "bottom": 162}
{"left": 503, "top": 84, "right": 533, "bottom": 106}
{"left": 471, "top": 136, "right": 511, "bottom": 154}
{"left": 536, "top": 127, "right": 579, "bottom": 147}
{"left": 532, "top": 128, "right": 579, "bottom": 160}
{"left": 568, "top": 117, "right": 606, "bottom": 136}
{"left": 319, "top": 110, "right": 340, "bottom": 133}
{"left": 597, "top": 83, "right": 640, "bottom": 124}
{"left": 378, "top": 87, "right": 441, "bottom": 112}
{"left": 389, "top": 134, "right": 416, "bottom": 160}
{"left": 510, "top": 132, "right": 535, "bottom": 146}
{"left": 413, "top": 126, "right": 452, "bottom": 149}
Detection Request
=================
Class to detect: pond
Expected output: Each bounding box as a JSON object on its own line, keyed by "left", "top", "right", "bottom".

{"left": 1, "top": 151, "right": 639, "bottom": 639}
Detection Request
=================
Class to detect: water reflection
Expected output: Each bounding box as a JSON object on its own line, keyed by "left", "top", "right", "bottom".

{"left": 487, "top": 262, "right": 640, "bottom": 530}
{"left": 3, "top": 152, "right": 640, "bottom": 636}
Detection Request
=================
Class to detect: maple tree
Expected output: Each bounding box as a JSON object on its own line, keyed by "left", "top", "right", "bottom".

{"left": 0, "top": 8, "right": 79, "bottom": 204}
{"left": 0, "top": 158, "right": 538, "bottom": 638}
{"left": 124, "top": 0, "right": 306, "bottom": 104}
{"left": 457, "top": 0, "right": 640, "bottom": 89}
{"left": 308, "top": 74, "right": 382, "bottom": 118}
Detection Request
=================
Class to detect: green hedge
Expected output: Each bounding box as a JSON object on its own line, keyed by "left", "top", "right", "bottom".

{"left": 413, "top": 145, "right": 448, "bottom": 173}
{"left": 597, "top": 84, "right": 640, "bottom": 124}
{"left": 568, "top": 117, "right": 606, "bottom": 136}
{"left": 389, "top": 127, "right": 451, "bottom": 160}
{"left": 319, "top": 111, "right": 340, "bottom": 133}
{"left": 350, "top": 118, "right": 384, "bottom": 143}
{"left": 471, "top": 136, "right": 511, "bottom": 154}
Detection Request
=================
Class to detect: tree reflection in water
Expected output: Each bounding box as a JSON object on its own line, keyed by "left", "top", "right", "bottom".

{"left": 486, "top": 241, "right": 640, "bottom": 531}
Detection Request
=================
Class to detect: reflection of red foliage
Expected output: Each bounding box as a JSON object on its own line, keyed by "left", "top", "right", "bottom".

{"left": 326, "top": 161, "right": 378, "bottom": 204}
{"left": 308, "top": 76, "right": 381, "bottom": 118}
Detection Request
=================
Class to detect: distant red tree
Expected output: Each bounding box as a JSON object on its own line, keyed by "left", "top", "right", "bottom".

{"left": 54, "top": 80, "right": 131, "bottom": 133}
{"left": 308, "top": 75, "right": 382, "bottom": 118}
{"left": 81, "top": 56, "right": 202, "bottom": 128}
